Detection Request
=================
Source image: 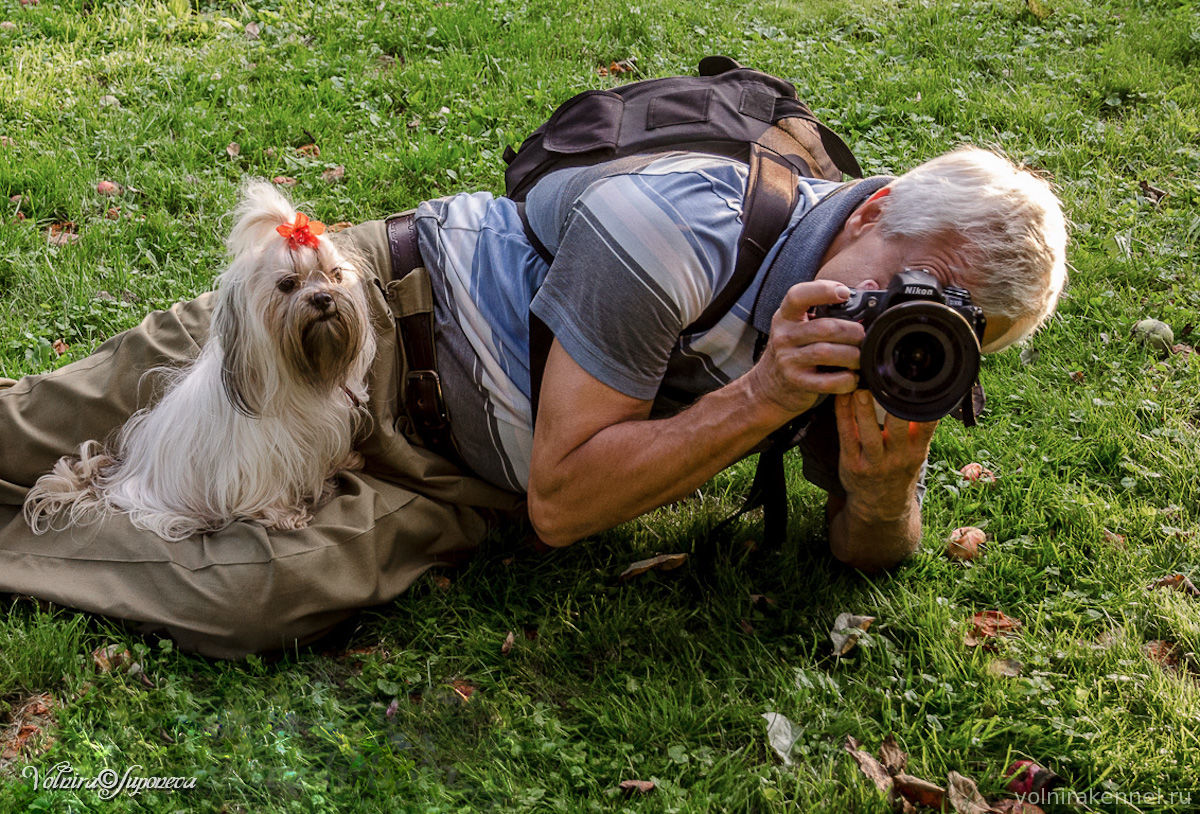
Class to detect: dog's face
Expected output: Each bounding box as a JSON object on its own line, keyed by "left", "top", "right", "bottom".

{"left": 212, "top": 203, "right": 374, "bottom": 416}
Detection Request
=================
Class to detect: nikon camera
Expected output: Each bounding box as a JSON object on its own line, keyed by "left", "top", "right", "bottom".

{"left": 810, "top": 269, "right": 986, "bottom": 423}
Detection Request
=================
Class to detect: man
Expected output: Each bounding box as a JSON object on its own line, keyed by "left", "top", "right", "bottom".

{"left": 0, "top": 146, "right": 1066, "bottom": 657}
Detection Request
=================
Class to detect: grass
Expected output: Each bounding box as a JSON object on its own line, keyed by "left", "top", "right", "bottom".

{"left": 2, "top": 0, "right": 1199, "bottom": 810}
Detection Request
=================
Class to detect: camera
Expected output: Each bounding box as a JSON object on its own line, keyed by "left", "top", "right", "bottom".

{"left": 810, "top": 269, "right": 986, "bottom": 423}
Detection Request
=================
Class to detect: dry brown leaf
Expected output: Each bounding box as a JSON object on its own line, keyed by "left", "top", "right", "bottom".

{"left": 432, "top": 574, "right": 452, "bottom": 590}
{"left": 106, "top": 207, "right": 120, "bottom": 220}
{"left": 1143, "top": 639, "right": 1182, "bottom": 671}
{"left": 987, "top": 658, "right": 1023, "bottom": 678}
{"left": 244, "top": 21, "right": 260, "bottom": 39}
{"left": 964, "top": 610, "right": 1021, "bottom": 648}
{"left": 500, "top": 630, "right": 515, "bottom": 656}
{"left": 297, "top": 143, "right": 320, "bottom": 157}
{"left": 0, "top": 694, "right": 56, "bottom": 764}
{"left": 618, "top": 779, "right": 655, "bottom": 794}
{"left": 958, "top": 463, "right": 995, "bottom": 484}
{"left": 226, "top": 142, "right": 240, "bottom": 158}
{"left": 326, "top": 221, "right": 354, "bottom": 233}
{"left": 830, "top": 613, "right": 875, "bottom": 656}
{"left": 843, "top": 735, "right": 893, "bottom": 793}
{"left": 1139, "top": 180, "right": 1167, "bottom": 204}
{"left": 272, "top": 175, "right": 298, "bottom": 187}
{"left": 1005, "top": 760, "right": 1064, "bottom": 796}
{"left": 1068, "top": 370, "right": 1085, "bottom": 383}
{"left": 51, "top": 339, "right": 68, "bottom": 356}
{"left": 1150, "top": 573, "right": 1200, "bottom": 596}
{"left": 450, "top": 680, "right": 476, "bottom": 702}
{"left": 47, "top": 222, "right": 79, "bottom": 246}
{"left": 96, "top": 180, "right": 122, "bottom": 196}
{"left": 321, "top": 165, "right": 345, "bottom": 183}
{"left": 946, "top": 771, "right": 991, "bottom": 814}
{"left": 1102, "top": 528, "right": 1126, "bottom": 548}
{"left": 892, "top": 773, "right": 946, "bottom": 810}
{"left": 618, "top": 552, "right": 688, "bottom": 581}
{"left": 878, "top": 734, "right": 908, "bottom": 775}
{"left": 92, "top": 643, "right": 131, "bottom": 673}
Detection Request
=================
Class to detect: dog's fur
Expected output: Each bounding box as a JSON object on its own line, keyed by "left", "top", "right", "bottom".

{"left": 23, "top": 180, "right": 377, "bottom": 541}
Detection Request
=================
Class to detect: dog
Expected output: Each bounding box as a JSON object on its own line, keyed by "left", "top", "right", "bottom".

{"left": 23, "top": 180, "right": 377, "bottom": 541}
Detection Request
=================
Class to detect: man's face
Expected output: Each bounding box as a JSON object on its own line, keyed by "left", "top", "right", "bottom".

{"left": 814, "top": 194, "right": 1013, "bottom": 348}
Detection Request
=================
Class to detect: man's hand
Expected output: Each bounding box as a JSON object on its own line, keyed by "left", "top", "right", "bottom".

{"left": 744, "top": 280, "right": 865, "bottom": 416}
{"left": 826, "top": 390, "right": 938, "bottom": 572}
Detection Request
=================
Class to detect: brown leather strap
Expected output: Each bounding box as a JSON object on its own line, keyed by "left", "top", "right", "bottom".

{"left": 385, "top": 212, "right": 457, "bottom": 460}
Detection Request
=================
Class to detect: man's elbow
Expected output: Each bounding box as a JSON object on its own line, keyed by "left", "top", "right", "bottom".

{"left": 526, "top": 489, "right": 580, "bottom": 548}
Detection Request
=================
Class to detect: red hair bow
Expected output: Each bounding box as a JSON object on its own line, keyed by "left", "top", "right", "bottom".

{"left": 276, "top": 212, "right": 325, "bottom": 250}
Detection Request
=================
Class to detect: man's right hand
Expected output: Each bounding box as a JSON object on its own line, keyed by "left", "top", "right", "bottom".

{"left": 744, "top": 280, "right": 866, "bottom": 416}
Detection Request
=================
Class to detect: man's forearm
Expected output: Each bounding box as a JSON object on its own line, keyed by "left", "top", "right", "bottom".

{"left": 827, "top": 492, "right": 922, "bottom": 573}
{"left": 531, "top": 375, "right": 795, "bottom": 546}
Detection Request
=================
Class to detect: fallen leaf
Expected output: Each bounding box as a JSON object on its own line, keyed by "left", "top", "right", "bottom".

{"left": 1139, "top": 180, "right": 1167, "bottom": 204}
{"left": 0, "top": 22, "right": 18, "bottom": 32}
{"left": 51, "top": 339, "right": 68, "bottom": 356}
{"left": 596, "top": 66, "right": 609, "bottom": 77}
{"left": 947, "top": 770, "right": 991, "bottom": 814}
{"left": 1143, "top": 639, "right": 1182, "bottom": 671}
{"left": 893, "top": 773, "right": 946, "bottom": 810}
{"left": 618, "top": 779, "right": 655, "bottom": 794}
{"left": 385, "top": 698, "right": 399, "bottom": 719}
{"left": 226, "top": 142, "right": 240, "bottom": 158}
{"left": 47, "top": 222, "right": 79, "bottom": 246}
{"left": 92, "top": 643, "right": 131, "bottom": 673}
{"left": 878, "top": 734, "right": 907, "bottom": 775}
{"left": 500, "top": 630, "right": 515, "bottom": 655}
{"left": 958, "top": 463, "right": 995, "bottom": 484}
{"left": 326, "top": 221, "right": 354, "bottom": 233}
{"left": 1149, "top": 573, "right": 1200, "bottom": 596}
{"left": 1068, "top": 370, "right": 1084, "bottom": 383}
{"left": 1019, "top": 345, "right": 1039, "bottom": 366}
{"left": 297, "top": 143, "right": 320, "bottom": 157}
{"left": 1102, "top": 528, "right": 1126, "bottom": 548}
{"left": 321, "top": 165, "right": 345, "bottom": 183}
{"left": 450, "top": 680, "right": 476, "bottom": 702}
{"left": 106, "top": 207, "right": 120, "bottom": 220}
{"left": 830, "top": 613, "right": 875, "bottom": 656}
{"left": 0, "top": 694, "right": 56, "bottom": 764}
{"left": 618, "top": 552, "right": 687, "bottom": 581}
{"left": 761, "top": 712, "right": 798, "bottom": 765}
{"left": 432, "top": 574, "right": 452, "bottom": 590}
{"left": 244, "top": 21, "right": 260, "bottom": 39}
{"left": 947, "top": 526, "right": 985, "bottom": 560}
{"left": 987, "top": 658, "right": 1023, "bottom": 678}
{"left": 738, "top": 618, "right": 755, "bottom": 635}
{"left": 272, "top": 175, "right": 298, "bottom": 187}
{"left": 844, "top": 735, "right": 893, "bottom": 792}
{"left": 96, "top": 180, "right": 122, "bottom": 196}
{"left": 1172, "top": 343, "right": 1195, "bottom": 357}
{"left": 964, "top": 610, "right": 1021, "bottom": 647}
{"left": 98, "top": 94, "right": 121, "bottom": 108}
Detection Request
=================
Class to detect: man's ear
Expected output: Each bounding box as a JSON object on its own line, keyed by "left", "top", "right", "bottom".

{"left": 843, "top": 186, "right": 892, "bottom": 237}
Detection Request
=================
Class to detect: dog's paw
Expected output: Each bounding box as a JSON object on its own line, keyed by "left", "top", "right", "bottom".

{"left": 255, "top": 504, "right": 313, "bottom": 531}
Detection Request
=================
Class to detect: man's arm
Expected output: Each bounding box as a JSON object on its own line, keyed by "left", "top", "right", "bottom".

{"left": 527, "top": 280, "right": 862, "bottom": 548}
{"left": 824, "top": 390, "right": 937, "bottom": 573}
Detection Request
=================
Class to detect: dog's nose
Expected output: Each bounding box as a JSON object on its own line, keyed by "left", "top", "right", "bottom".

{"left": 310, "top": 291, "right": 334, "bottom": 311}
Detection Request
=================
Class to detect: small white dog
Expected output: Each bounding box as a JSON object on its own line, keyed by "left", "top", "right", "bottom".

{"left": 24, "top": 180, "right": 377, "bottom": 541}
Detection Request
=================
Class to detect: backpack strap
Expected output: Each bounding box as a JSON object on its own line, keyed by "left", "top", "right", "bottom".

{"left": 685, "top": 145, "right": 797, "bottom": 334}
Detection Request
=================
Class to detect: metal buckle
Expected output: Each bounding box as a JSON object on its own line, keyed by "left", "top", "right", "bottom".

{"left": 405, "top": 369, "right": 450, "bottom": 430}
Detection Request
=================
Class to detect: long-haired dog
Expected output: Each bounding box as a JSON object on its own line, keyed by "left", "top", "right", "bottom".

{"left": 23, "top": 180, "right": 377, "bottom": 541}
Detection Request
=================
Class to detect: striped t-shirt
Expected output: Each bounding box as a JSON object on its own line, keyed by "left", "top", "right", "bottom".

{"left": 415, "top": 153, "right": 845, "bottom": 494}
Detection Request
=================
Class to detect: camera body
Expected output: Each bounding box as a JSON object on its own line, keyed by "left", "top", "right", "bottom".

{"left": 811, "top": 269, "right": 986, "bottom": 422}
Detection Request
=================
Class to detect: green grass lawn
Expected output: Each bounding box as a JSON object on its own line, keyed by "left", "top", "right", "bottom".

{"left": 2, "top": 0, "right": 1200, "bottom": 810}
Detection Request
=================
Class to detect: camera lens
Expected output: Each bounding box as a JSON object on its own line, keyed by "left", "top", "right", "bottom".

{"left": 860, "top": 301, "right": 981, "bottom": 422}
{"left": 892, "top": 332, "right": 946, "bottom": 383}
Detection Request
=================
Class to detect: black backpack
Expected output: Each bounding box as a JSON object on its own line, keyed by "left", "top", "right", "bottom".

{"left": 503, "top": 57, "right": 864, "bottom": 544}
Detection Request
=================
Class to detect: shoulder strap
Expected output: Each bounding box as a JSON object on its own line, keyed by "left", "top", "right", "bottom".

{"left": 685, "top": 145, "right": 798, "bottom": 334}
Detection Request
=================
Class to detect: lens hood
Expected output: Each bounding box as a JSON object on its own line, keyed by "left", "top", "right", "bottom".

{"left": 859, "top": 301, "right": 981, "bottom": 422}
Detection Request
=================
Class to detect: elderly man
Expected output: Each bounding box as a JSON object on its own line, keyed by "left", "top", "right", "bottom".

{"left": 0, "top": 145, "right": 1066, "bottom": 657}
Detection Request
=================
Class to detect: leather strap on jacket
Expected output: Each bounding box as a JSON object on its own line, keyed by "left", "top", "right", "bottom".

{"left": 385, "top": 212, "right": 457, "bottom": 460}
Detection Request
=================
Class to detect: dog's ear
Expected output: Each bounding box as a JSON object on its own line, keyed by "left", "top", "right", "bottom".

{"left": 212, "top": 285, "right": 265, "bottom": 417}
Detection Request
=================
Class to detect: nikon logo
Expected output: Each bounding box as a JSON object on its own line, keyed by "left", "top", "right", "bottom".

{"left": 903, "top": 285, "right": 937, "bottom": 296}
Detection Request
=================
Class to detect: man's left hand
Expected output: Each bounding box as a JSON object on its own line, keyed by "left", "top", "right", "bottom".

{"left": 833, "top": 389, "right": 937, "bottom": 521}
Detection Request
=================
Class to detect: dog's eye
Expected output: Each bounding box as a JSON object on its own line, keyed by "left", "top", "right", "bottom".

{"left": 330, "top": 267, "right": 344, "bottom": 283}
{"left": 277, "top": 277, "right": 298, "bottom": 294}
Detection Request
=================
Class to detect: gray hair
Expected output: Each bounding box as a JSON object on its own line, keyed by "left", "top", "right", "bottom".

{"left": 877, "top": 147, "right": 1068, "bottom": 351}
